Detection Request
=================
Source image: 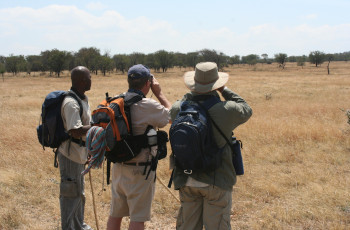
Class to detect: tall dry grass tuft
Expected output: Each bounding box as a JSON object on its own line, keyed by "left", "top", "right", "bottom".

{"left": 0, "top": 62, "right": 350, "bottom": 229}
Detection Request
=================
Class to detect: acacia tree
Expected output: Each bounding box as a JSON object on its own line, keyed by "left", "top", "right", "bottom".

{"left": 198, "top": 49, "right": 228, "bottom": 70}
{"left": 288, "top": 56, "right": 297, "bottom": 62}
{"left": 297, "top": 56, "right": 307, "bottom": 68}
{"left": 274, "top": 53, "right": 288, "bottom": 69}
{"left": 40, "top": 50, "right": 52, "bottom": 74}
{"left": 229, "top": 55, "right": 240, "bottom": 65}
{"left": 241, "top": 54, "right": 259, "bottom": 65}
{"left": 154, "top": 50, "right": 174, "bottom": 72}
{"left": 76, "top": 47, "right": 101, "bottom": 72}
{"left": 113, "top": 54, "right": 129, "bottom": 74}
{"left": 26, "top": 55, "right": 43, "bottom": 75}
{"left": 99, "top": 54, "right": 114, "bottom": 76}
{"left": 47, "top": 49, "right": 68, "bottom": 77}
{"left": 129, "top": 52, "right": 145, "bottom": 66}
{"left": 90, "top": 55, "right": 101, "bottom": 75}
{"left": 5, "top": 55, "right": 26, "bottom": 75}
{"left": 144, "top": 53, "right": 159, "bottom": 72}
{"left": 173, "top": 52, "right": 186, "bottom": 70}
{"left": 261, "top": 54, "right": 268, "bottom": 63}
{"left": 186, "top": 52, "right": 199, "bottom": 70}
{"left": 309, "top": 51, "right": 326, "bottom": 67}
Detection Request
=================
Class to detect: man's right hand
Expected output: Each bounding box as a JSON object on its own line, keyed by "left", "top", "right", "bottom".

{"left": 151, "top": 77, "right": 162, "bottom": 97}
{"left": 150, "top": 77, "right": 171, "bottom": 109}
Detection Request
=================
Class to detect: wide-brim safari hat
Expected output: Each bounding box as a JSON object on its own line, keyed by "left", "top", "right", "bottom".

{"left": 184, "top": 62, "right": 228, "bottom": 94}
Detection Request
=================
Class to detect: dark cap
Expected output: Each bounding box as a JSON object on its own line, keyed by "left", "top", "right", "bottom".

{"left": 127, "top": 64, "right": 153, "bottom": 79}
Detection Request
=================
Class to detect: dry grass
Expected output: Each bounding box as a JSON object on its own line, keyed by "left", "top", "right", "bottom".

{"left": 0, "top": 62, "right": 350, "bottom": 229}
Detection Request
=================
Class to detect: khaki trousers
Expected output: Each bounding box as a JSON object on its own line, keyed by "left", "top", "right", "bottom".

{"left": 177, "top": 185, "right": 232, "bottom": 230}
{"left": 110, "top": 163, "right": 155, "bottom": 222}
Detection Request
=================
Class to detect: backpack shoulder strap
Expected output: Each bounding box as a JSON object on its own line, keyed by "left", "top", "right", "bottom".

{"left": 120, "top": 93, "right": 143, "bottom": 135}
{"left": 106, "top": 94, "right": 122, "bottom": 104}
{"left": 66, "top": 91, "right": 83, "bottom": 117}
{"left": 196, "top": 97, "right": 235, "bottom": 154}
{"left": 123, "top": 93, "right": 143, "bottom": 107}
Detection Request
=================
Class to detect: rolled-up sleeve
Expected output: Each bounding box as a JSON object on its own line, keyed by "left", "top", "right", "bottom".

{"left": 61, "top": 98, "right": 82, "bottom": 131}
{"left": 149, "top": 100, "right": 170, "bottom": 128}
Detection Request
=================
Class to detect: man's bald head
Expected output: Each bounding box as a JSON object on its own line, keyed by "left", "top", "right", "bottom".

{"left": 71, "top": 66, "right": 91, "bottom": 94}
{"left": 71, "top": 66, "right": 89, "bottom": 85}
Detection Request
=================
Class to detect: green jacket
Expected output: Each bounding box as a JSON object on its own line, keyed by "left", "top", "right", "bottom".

{"left": 170, "top": 88, "right": 252, "bottom": 191}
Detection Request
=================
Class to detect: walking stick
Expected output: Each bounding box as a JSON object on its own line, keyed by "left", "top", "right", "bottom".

{"left": 157, "top": 177, "right": 180, "bottom": 203}
{"left": 89, "top": 170, "right": 100, "bottom": 230}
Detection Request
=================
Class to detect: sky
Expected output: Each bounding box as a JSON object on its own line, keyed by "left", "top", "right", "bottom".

{"left": 0, "top": 0, "right": 349, "bottom": 58}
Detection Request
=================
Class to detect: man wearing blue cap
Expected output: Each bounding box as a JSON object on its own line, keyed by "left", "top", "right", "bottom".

{"left": 107, "top": 64, "right": 171, "bottom": 230}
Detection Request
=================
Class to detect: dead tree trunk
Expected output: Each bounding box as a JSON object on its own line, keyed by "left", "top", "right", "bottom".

{"left": 327, "top": 61, "right": 330, "bottom": 75}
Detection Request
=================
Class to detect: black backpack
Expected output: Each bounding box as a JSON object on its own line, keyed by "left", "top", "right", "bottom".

{"left": 169, "top": 95, "right": 224, "bottom": 174}
{"left": 36, "top": 90, "right": 83, "bottom": 167}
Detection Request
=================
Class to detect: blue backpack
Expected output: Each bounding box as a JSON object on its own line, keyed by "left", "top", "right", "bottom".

{"left": 37, "top": 90, "right": 82, "bottom": 167}
{"left": 169, "top": 95, "right": 224, "bottom": 174}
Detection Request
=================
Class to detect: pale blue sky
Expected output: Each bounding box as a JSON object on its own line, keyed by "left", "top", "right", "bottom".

{"left": 1, "top": 0, "right": 349, "bottom": 57}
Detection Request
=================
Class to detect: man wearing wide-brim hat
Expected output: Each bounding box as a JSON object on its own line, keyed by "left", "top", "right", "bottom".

{"left": 169, "top": 62, "right": 253, "bottom": 229}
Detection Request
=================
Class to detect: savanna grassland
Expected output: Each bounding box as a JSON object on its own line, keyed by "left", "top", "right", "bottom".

{"left": 0, "top": 62, "right": 349, "bottom": 230}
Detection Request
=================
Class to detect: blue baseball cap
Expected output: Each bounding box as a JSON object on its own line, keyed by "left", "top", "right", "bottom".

{"left": 127, "top": 64, "right": 153, "bottom": 79}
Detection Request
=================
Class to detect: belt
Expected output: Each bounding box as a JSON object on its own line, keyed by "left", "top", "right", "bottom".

{"left": 121, "top": 162, "right": 151, "bottom": 166}
{"left": 71, "top": 138, "right": 86, "bottom": 146}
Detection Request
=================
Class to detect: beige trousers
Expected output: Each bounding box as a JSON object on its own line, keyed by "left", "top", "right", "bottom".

{"left": 110, "top": 163, "right": 155, "bottom": 222}
{"left": 177, "top": 185, "right": 232, "bottom": 230}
